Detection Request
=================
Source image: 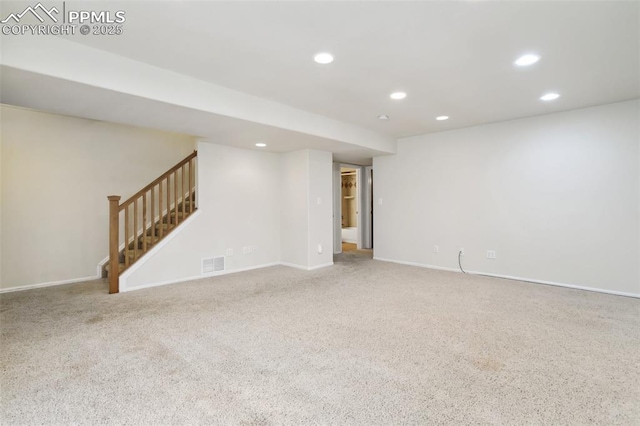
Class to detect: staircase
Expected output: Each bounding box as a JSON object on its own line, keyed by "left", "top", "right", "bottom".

{"left": 105, "top": 151, "right": 197, "bottom": 293}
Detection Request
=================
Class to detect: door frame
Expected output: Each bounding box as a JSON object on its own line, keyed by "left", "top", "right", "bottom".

{"left": 363, "top": 166, "right": 373, "bottom": 249}
{"left": 332, "top": 163, "right": 342, "bottom": 254}
{"left": 334, "top": 163, "right": 370, "bottom": 253}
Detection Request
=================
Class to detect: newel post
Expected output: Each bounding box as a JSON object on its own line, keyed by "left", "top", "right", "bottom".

{"left": 108, "top": 195, "right": 121, "bottom": 294}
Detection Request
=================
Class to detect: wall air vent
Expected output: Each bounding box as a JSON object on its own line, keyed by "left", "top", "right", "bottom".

{"left": 202, "top": 257, "right": 225, "bottom": 274}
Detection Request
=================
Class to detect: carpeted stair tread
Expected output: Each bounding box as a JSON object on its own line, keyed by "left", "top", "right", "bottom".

{"left": 102, "top": 201, "right": 196, "bottom": 277}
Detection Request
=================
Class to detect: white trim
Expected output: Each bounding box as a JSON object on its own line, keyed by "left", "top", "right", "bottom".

{"left": 467, "top": 271, "right": 640, "bottom": 299}
{"left": 373, "top": 257, "right": 640, "bottom": 298}
{"left": 363, "top": 166, "right": 373, "bottom": 249}
{"left": 280, "top": 261, "right": 334, "bottom": 271}
{"left": 0, "top": 275, "right": 100, "bottom": 294}
{"left": 123, "top": 260, "right": 335, "bottom": 292}
{"left": 279, "top": 261, "right": 310, "bottom": 271}
{"left": 373, "top": 257, "right": 460, "bottom": 273}
{"left": 307, "top": 262, "right": 334, "bottom": 271}
{"left": 339, "top": 163, "right": 364, "bottom": 250}
{"left": 119, "top": 210, "right": 202, "bottom": 287}
{"left": 332, "top": 162, "right": 342, "bottom": 254}
{"left": 121, "top": 262, "right": 281, "bottom": 292}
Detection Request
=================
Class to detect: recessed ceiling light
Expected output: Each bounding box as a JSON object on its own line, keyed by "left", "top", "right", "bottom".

{"left": 540, "top": 92, "right": 560, "bottom": 101}
{"left": 436, "top": 116, "right": 449, "bottom": 121}
{"left": 255, "top": 143, "right": 267, "bottom": 147}
{"left": 390, "top": 92, "right": 407, "bottom": 100}
{"left": 313, "top": 52, "right": 334, "bottom": 64}
{"left": 378, "top": 114, "right": 389, "bottom": 120}
{"left": 514, "top": 54, "right": 540, "bottom": 67}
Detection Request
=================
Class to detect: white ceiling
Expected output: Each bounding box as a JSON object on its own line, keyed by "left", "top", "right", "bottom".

{"left": 61, "top": 0, "right": 639, "bottom": 138}
{"left": 0, "top": 66, "right": 385, "bottom": 165}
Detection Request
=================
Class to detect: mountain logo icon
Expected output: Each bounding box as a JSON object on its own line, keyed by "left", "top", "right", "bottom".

{"left": 1, "top": 2, "right": 59, "bottom": 24}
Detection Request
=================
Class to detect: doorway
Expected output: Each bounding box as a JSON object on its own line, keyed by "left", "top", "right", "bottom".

{"left": 340, "top": 167, "right": 358, "bottom": 251}
{"left": 333, "top": 163, "right": 373, "bottom": 254}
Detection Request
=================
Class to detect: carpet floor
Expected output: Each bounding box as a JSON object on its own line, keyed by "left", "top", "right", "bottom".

{"left": 1, "top": 250, "right": 638, "bottom": 425}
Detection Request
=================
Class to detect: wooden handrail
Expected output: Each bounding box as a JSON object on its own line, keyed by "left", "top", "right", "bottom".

{"left": 107, "top": 150, "right": 198, "bottom": 294}
{"left": 119, "top": 150, "right": 197, "bottom": 211}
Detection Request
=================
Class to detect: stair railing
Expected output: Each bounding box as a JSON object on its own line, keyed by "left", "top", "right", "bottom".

{"left": 107, "top": 150, "right": 197, "bottom": 294}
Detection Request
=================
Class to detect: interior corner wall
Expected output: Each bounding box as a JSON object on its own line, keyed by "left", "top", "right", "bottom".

{"left": 306, "top": 150, "right": 333, "bottom": 269}
{"left": 373, "top": 100, "right": 640, "bottom": 295}
{"left": 280, "top": 149, "right": 333, "bottom": 269}
{"left": 280, "top": 150, "right": 309, "bottom": 268}
{"left": 122, "top": 142, "right": 282, "bottom": 289}
{"left": 0, "top": 105, "right": 196, "bottom": 290}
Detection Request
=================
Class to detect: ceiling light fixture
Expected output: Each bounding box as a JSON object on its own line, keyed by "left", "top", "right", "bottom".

{"left": 390, "top": 92, "right": 407, "bottom": 100}
{"left": 514, "top": 54, "right": 540, "bottom": 67}
{"left": 313, "top": 52, "right": 334, "bottom": 64}
{"left": 436, "top": 116, "right": 449, "bottom": 121}
{"left": 255, "top": 143, "right": 267, "bottom": 147}
{"left": 540, "top": 92, "right": 560, "bottom": 101}
{"left": 378, "top": 114, "right": 389, "bottom": 120}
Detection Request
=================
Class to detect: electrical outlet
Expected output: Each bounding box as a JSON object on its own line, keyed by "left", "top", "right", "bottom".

{"left": 226, "top": 248, "right": 233, "bottom": 256}
{"left": 434, "top": 245, "right": 439, "bottom": 253}
{"left": 487, "top": 250, "right": 496, "bottom": 259}
{"left": 242, "top": 246, "right": 249, "bottom": 254}
{"left": 317, "top": 244, "right": 323, "bottom": 254}
{"left": 250, "top": 246, "right": 257, "bottom": 254}
{"left": 459, "top": 248, "right": 465, "bottom": 256}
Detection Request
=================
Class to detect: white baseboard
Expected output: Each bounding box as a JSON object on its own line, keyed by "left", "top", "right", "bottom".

{"left": 373, "top": 257, "right": 640, "bottom": 299}
{"left": 307, "top": 262, "right": 334, "bottom": 270}
{"left": 121, "top": 262, "right": 281, "bottom": 292}
{"left": 123, "top": 261, "right": 336, "bottom": 292}
{"left": 468, "top": 271, "right": 640, "bottom": 299}
{"left": 374, "top": 257, "right": 460, "bottom": 273}
{"left": 0, "top": 275, "right": 101, "bottom": 294}
{"left": 279, "top": 262, "right": 309, "bottom": 270}
{"left": 280, "top": 261, "right": 334, "bottom": 271}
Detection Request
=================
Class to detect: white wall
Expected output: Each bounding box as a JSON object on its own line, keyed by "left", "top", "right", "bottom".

{"left": 0, "top": 105, "right": 196, "bottom": 290}
{"left": 307, "top": 150, "right": 333, "bottom": 269}
{"left": 123, "top": 142, "right": 282, "bottom": 289}
{"left": 280, "top": 150, "right": 334, "bottom": 270}
{"left": 280, "top": 151, "right": 309, "bottom": 268}
{"left": 374, "top": 100, "right": 640, "bottom": 296}
{"left": 124, "top": 146, "right": 333, "bottom": 289}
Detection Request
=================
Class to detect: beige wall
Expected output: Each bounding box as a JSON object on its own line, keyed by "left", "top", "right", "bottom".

{"left": 0, "top": 105, "right": 196, "bottom": 290}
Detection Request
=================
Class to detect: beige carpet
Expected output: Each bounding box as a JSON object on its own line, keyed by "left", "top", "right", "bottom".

{"left": 1, "top": 251, "right": 638, "bottom": 425}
